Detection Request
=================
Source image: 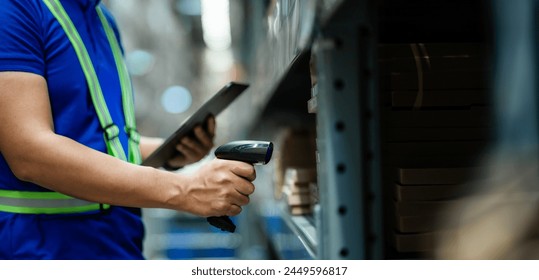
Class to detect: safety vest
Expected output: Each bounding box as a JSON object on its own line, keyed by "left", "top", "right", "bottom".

{"left": 0, "top": 0, "right": 141, "bottom": 215}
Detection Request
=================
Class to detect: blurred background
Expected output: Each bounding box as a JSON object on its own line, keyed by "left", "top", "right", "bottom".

{"left": 102, "top": 0, "right": 539, "bottom": 260}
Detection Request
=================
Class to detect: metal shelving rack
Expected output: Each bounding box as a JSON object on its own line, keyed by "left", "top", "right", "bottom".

{"left": 491, "top": 0, "right": 539, "bottom": 156}
{"left": 313, "top": 0, "right": 383, "bottom": 259}
{"left": 232, "top": 0, "right": 384, "bottom": 260}
{"left": 236, "top": 0, "right": 535, "bottom": 260}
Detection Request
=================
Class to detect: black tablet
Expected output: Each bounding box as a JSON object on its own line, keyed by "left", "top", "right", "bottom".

{"left": 141, "top": 82, "right": 249, "bottom": 168}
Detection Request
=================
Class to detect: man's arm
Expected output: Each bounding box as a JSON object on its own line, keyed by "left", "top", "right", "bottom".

{"left": 0, "top": 71, "right": 255, "bottom": 217}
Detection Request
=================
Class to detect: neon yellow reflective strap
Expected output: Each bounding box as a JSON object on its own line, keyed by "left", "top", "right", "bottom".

{"left": 0, "top": 190, "right": 110, "bottom": 214}
{"left": 96, "top": 7, "right": 142, "bottom": 164}
{"left": 0, "top": 204, "right": 110, "bottom": 215}
{"left": 42, "top": 0, "right": 140, "bottom": 163}
{"left": 0, "top": 189, "right": 72, "bottom": 199}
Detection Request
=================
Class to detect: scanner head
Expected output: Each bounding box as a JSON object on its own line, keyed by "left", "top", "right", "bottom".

{"left": 215, "top": 141, "right": 273, "bottom": 165}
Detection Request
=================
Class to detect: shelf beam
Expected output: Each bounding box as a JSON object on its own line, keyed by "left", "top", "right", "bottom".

{"left": 314, "top": 0, "right": 383, "bottom": 259}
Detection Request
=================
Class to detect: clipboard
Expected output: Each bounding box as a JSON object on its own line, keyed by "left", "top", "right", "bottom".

{"left": 141, "top": 82, "right": 249, "bottom": 168}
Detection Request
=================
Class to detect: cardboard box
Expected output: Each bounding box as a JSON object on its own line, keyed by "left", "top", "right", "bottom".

{"left": 281, "top": 168, "right": 317, "bottom": 208}
{"left": 283, "top": 182, "right": 311, "bottom": 193}
{"left": 389, "top": 90, "right": 489, "bottom": 108}
{"left": 386, "top": 141, "right": 489, "bottom": 157}
{"left": 383, "top": 155, "right": 485, "bottom": 167}
{"left": 379, "top": 56, "right": 487, "bottom": 73}
{"left": 380, "top": 71, "right": 488, "bottom": 91}
{"left": 394, "top": 167, "right": 479, "bottom": 185}
{"left": 392, "top": 231, "right": 438, "bottom": 252}
{"left": 283, "top": 192, "right": 313, "bottom": 206}
{"left": 394, "top": 183, "right": 471, "bottom": 201}
{"left": 289, "top": 205, "right": 313, "bottom": 215}
{"left": 284, "top": 167, "right": 317, "bottom": 184}
{"left": 378, "top": 43, "right": 485, "bottom": 59}
{"left": 394, "top": 215, "right": 441, "bottom": 233}
{"left": 392, "top": 201, "right": 460, "bottom": 232}
{"left": 386, "top": 107, "right": 491, "bottom": 127}
{"left": 282, "top": 181, "right": 312, "bottom": 206}
{"left": 273, "top": 128, "right": 317, "bottom": 199}
{"left": 378, "top": 43, "right": 488, "bottom": 76}
{"left": 394, "top": 200, "right": 461, "bottom": 216}
{"left": 385, "top": 126, "right": 491, "bottom": 142}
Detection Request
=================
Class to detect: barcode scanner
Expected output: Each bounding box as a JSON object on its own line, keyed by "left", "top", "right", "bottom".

{"left": 207, "top": 140, "right": 273, "bottom": 232}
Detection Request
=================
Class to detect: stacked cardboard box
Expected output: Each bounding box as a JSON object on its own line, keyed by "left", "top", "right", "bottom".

{"left": 379, "top": 43, "right": 492, "bottom": 255}
{"left": 273, "top": 128, "right": 318, "bottom": 215}
{"left": 273, "top": 128, "right": 316, "bottom": 197}
{"left": 281, "top": 168, "right": 318, "bottom": 215}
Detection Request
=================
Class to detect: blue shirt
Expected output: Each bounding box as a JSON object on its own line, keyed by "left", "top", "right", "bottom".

{"left": 0, "top": 0, "right": 144, "bottom": 259}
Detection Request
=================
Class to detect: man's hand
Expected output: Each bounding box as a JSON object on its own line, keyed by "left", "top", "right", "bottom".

{"left": 165, "top": 116, "right": 216, "bottom": 169}
{"left": 177, "top": 158, "right": 256, "bottom": 217}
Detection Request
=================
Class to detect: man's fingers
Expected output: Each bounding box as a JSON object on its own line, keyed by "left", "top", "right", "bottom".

{"left": 231, "top": 163, "right": 257, "bottom": 182}
{"left": 194, "top": 126, "right": 213, "bottom": 149}
{"left": 166, "top": 153, "right": 186, "bottom": 168}
{"left": 233, "top": 192, "right": 250, "bottom": 206}
{"left": 227, "top": 205, "right": 242, "bottom": 216}
{"left": 180, "top": 137, "right": 205, "bottom": 156}
{"left": 206, "top": 116, "right": 216, "bottom": 138}
{"left": 236, "top": 182, "right": 255, "bottom": 197}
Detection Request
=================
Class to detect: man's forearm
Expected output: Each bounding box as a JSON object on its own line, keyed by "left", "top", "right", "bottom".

{"left": 13, "top": 131, "right": 183, "bottom": 210}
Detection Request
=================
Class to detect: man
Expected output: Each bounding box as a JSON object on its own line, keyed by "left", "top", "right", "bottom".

{"left": 0, "top": 0, "right": 255, "bottom": 259}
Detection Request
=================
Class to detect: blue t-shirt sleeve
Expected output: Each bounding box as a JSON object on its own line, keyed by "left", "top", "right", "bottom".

{"left": 0, "top": 0, "right": 45, "bottom": 76}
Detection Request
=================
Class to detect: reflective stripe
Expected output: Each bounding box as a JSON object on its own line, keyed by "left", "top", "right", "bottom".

{"left": 0, "top": 204, "right": 110, "bottom": 215}
{"left": 0, "top": 190, "right": 110, "bottom": 214}
{"left": 96, "top": 7, "right": 142, "bottom": 164}
{"left": 43, "top": 0, "right": 126, "bottom": 161}
{"left": 0, "top": 197, "right": 97, "bottom": 208}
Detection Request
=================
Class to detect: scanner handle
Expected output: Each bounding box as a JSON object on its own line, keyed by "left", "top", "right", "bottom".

{"left": 207, "top": 141, "right": 273, "bottom": 232}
